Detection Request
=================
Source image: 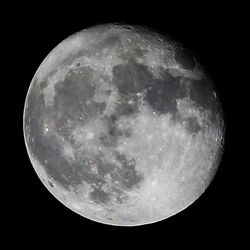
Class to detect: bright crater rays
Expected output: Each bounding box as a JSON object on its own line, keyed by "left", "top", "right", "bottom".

{"left": 23, "top": 24, "right": 224, "bottom": 226}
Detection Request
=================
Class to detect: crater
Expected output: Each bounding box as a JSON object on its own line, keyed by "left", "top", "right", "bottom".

{"left": 48, "top": 180, "right": 54, "bottom": 187}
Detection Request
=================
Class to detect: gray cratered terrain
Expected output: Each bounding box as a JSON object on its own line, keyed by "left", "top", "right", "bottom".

{"left": 23, "top": 24, "right": 225, "bottom": 226}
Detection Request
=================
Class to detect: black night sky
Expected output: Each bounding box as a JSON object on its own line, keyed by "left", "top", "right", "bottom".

{"left": 5, "top": 2, "right": 246, "bottom": 248}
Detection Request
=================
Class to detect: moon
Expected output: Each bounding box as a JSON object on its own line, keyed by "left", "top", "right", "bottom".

{"left": 23, "top": 24, "right": 225, "bottom": 226}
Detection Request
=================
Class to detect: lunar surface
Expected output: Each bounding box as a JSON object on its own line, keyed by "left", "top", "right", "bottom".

{"left": 23, "top": 24, "right": 225, "bottom": 226}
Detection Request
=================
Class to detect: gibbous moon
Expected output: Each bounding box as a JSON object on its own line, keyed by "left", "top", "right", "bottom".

{"left": 23, "top": 24, "right": 225, "bottom": 226}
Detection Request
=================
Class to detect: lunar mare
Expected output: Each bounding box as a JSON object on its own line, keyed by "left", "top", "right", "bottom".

{"left": 23, "top": 24, "right": 224, "bottom": 226}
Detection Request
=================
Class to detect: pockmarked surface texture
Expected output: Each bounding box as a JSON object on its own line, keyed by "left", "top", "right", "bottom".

{"left": 24, "top": 24, "right": 225, "bottom": 226}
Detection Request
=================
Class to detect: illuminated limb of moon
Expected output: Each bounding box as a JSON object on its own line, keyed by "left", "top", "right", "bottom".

{"left": 23, "top": 24, "right": 224, "bottom": 226}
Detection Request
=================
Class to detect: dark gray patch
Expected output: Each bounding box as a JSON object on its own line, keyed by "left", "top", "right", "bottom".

{"left": 189, "top": 78, "right": 220, "bottom": 123}
{"left": 111, "top": 152, "right": 143, "bottom": 189}
{"left": 53, "top": 67, "right": 95, "bottom": 113}
{"left": 145, "top": 70, "right": 186, "bottom": 115}
{"left": 25, "top": 68, "right": 139, "bottom": 193}
{"left": 24, "top": 82, "right": 44, "bottom": 130}
{"left": 106, "top": 217, "right": 113, "bottom": 221}
{"left": 185, "top": 117, "right": 201, "bottom": 134}
{"left": 52, "top": 68, "right": 107, "bottom": 132}
{"left": 26, "top": 93, "right": 106, "bottom": 190}
{"left": 118, "top": 127, "right": 132, "bottom": 137}
{"left": 100, "top": 35, "right": 121, "bottom": 46}
{"left": 48, "top": 180, "right": 54, "bottom": 187}
{"left": 103, "top": 115, "right": 119, "bottom": 135}
{"left": 76, "top": 156, "right": 107, "bottom": 185}
{"left": 24, "top": 86, "right": 76, "bottom": 189}
{"left": 112, "top": 58, "right": 153, "bottom": 94}
{"left": 43, "top": 157, "right": 82, "bottom": 189}
{"left": 37, "top": 69, "right": 58, "bottom": 90}
{"left": 96, "top": 35, "right": 122, "bottom": 53}
{"left": 174, "top": 47, "right": 196, "bottom": 70}
{"left": 42, "top": 154, "right": 107, "bottom": 191}
{"left": 99, "top": 133, "right": 118, "bottom": 148}
{"left": 61, "top": 53, "right": 80, "bottom": 68}
{"left": 102, "top": 113, "right": 118, "bottom": 125}
{"left": 89, "top": 188, "right": 110, "bottom": 204}
{"left": 133, "top": 47, "right": 148, "bottom": 57}
{"left": 96, "top": 160, "right": 115, "bottom": 176}
{"left": 99, "top": 115, "right": 119, "bottom": 148}
{"left": 115, "top": 101, "right": 138, "bottom": 116}
{"left": 99, "top": 115, "right": 132, "bottom": 148}
{"left": 189, "top": 78, "right": 214, "bottom": 109}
